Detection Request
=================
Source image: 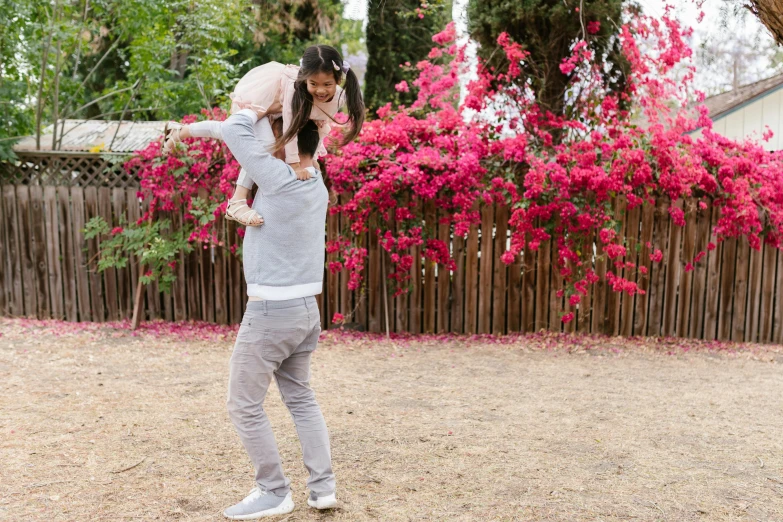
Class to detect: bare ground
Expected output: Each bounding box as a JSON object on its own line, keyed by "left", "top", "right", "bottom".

{"left": 2, "top": 319, "right": 783, "bottom": 521}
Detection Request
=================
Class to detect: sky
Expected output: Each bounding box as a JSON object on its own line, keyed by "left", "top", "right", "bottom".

{"left": 343, "top": 0, "right": 470, "bottom": 32}
{"left": 642, "top": 0, "right": 781, "bottom": 93}
{"left": 342, "top": 0, "right": 782, "bottom": 95}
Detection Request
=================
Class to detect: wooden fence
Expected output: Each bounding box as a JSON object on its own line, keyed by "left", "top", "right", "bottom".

{"left": 1, "top": 184, "right": 783, "bottom": 343}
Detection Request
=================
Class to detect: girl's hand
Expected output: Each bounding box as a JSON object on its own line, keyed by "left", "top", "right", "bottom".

{"left": 289, "top": 162, "right": 311, "bottom": 181}
{"left": 294, "top": 168, "right": 312, "bottom": 181}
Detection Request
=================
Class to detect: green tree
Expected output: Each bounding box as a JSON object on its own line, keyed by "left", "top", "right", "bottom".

{"left": 364, "top": 0, "right": 452, "bottom": 112}
{"left": 0, "top": 2, "right": 39, "bottom": 159}
{"left": 67, "top": 0, "right": 251, "bottom": 124}
{"left": 467, "top": 0, "right": 630, "bottom": 120}
{"left": 232, "top": 0, "right": 354, "bottom": 76}
{"left": 0, "top": 0, "right": 351, "bottom": 156}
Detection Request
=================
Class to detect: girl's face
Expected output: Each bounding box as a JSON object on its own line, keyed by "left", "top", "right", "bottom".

{"left": 307, "top": 71, "right": 338, "bottom": 103}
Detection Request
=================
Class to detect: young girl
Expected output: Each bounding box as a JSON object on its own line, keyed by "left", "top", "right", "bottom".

{"left": 162, "top": 45, "right": 364, "bottom": 226}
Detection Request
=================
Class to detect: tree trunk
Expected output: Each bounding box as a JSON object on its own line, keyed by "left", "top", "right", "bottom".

{"left": 35, "top": 5, "right": 56, "bottom": 150}
{"left": 51, "top": 40, "right": 62, "bottom": 150}
{"left": 131, "top": 269, "right": 145, "bottom": 330}
{"left": 748, "top": 1, "right": 783, "bottom": 46}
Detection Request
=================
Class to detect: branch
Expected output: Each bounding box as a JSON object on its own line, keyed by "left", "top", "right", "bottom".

{"left": 111, "top": 456, "right": 146, "bottom": 474}
{"left": 55, "top": 81, "right": 142, "bottom": 147}
{"left": 108, "top": 79, "right": 143, "bottom": 150}
{"left": 54, "top": 105, "right": 168, "bottom": 146}
{"left": 0, "top": 135, "right": 32, "bottom": 143}
{"left": 35, "top": 2, "right": 56, "bottom": 150}
{"left": 51, "top": 39, "right": 63, "bottom": 150}
{"left": 59, "top": 32, "right": 126, "bottom": 119}
{"left": 64, "top": 80, "right": 138, "bottom": 118}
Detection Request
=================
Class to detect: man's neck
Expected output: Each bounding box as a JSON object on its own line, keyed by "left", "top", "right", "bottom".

{"left": 299, "top": 156, "right": 315, "bottom": 170}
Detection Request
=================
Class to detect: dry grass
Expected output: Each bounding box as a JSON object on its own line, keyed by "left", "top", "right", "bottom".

{"left": 2, "top": 318, "right": 783, "bottom": 521}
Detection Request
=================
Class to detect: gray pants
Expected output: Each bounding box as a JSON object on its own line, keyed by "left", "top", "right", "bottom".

{"left": 226, "top": 297, "right": 335, "bottom": 497}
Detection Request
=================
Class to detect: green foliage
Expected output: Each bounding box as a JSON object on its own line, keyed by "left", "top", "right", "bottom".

{"left": 1, "top": 0, "right": 356, "bottom": 153}
{"left": 364, "top": 0, "right": 452, "bottom": 112}
{"left": 0, "top": 1, "right": 46, "bottom": 158}
{"left": 188, "top": 196, "right": 218, "bottom": 226}
{"left": 241, "top": 0, "right": 345, "bottom": 66}
{"left": 466, "top": 0, "right": 631, "bottom": 118}
{"left": 84, "top": 216, "right": 193, "bottom": 292}
{"left": 66, "top": 0, "right": 251, "bottom": 122}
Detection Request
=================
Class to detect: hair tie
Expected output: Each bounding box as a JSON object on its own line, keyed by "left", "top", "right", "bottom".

{"left": 331, "top": 59, "right": 350, "bottom": 74}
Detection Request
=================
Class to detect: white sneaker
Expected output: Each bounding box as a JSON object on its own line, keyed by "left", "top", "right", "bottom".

{"left": 307, "top": 491, "right": 338, "bottom": 510}
{"left": 223, "top": 488, "right": 294, "bottom": 519}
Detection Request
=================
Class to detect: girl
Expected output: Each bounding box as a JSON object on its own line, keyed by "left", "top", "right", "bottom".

{"left": 162, "top": 45, "right": 364, "bottom": 226}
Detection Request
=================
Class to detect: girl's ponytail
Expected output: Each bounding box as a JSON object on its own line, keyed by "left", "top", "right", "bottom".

{"left": 337, "top": 67, "right": 365, "bottom": 147}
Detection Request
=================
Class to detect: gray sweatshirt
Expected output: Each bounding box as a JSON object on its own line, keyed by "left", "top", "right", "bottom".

{"left": 221, "top": 109, "right": 328, "bottom": 300}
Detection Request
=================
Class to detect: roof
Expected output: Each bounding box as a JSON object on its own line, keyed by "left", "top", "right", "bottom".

{"left": 702, "top": 72, "right": 783, "bottom": 121}
{"left": 14, "top": 119, "right": 166, "bottom": 154}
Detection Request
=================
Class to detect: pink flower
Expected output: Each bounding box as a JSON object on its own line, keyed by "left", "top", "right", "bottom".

{"left": 562, "top": 313, "right": 575, "bottom": 323}
{"left": 599, "top": 228, "right": 616, "bottom": 244}
{"left": 118, "top": 11, "right": 783, "bottom": 313}
{"left": 332, "top": 313, "right": 345, "bottom": 324}
{"left": 605, "top": 244, "right": 627, "bottom": 259}
{"left": 669, "top": 206, "right": 686, "bottom": 227}
{"left": 559, "top": 61, "right": 577, "bottom": 75}
{"left": 110, "top": 227, "right": 124, "bottom": 236}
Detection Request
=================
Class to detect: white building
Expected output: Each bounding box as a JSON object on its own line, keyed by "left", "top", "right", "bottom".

{"left": 695, "top": 73, "right": 783, "bottom": 150}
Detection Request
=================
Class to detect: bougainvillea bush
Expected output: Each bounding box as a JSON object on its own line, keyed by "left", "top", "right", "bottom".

{"left": 94, "top": 7, "right": 783, "bottom": 322}
{"left": 85, "top": 107, "right": 243, "bottom": 292}
{"left": 325, "top": 11, "right": 783, "bottom": 323}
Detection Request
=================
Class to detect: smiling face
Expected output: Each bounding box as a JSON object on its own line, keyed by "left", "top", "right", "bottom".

{"left": 306, "top": 71, "right": 338, "bottom": 104}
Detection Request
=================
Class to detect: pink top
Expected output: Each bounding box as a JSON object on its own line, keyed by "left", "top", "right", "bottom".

{"left": 229, "top": 62, "right": 345, "bottom": 164}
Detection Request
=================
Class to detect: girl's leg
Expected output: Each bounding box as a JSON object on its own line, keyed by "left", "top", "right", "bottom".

{"left": 232, "top": 185, "right": 251, "bottom": 201}
{"left": 232, "top": 169, "right": 255, "bottom": 201}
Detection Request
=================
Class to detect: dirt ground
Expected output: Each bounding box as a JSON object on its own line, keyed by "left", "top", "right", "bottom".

{"left": 2, "top": 319, "right": 783, "bottom": 521}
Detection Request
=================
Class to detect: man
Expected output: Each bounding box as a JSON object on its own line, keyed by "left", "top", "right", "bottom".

{"left": 218, "top": 109, "right": 336, "bottom": 518}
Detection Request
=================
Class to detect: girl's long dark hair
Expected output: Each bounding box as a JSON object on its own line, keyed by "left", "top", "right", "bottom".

{"left": 273, "top": 45, "right": 365, "bottom": 156}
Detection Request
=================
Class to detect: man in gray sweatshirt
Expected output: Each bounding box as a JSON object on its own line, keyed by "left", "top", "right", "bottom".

{"left": 218, "top": 109, "right": 336, "bottom": 519}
